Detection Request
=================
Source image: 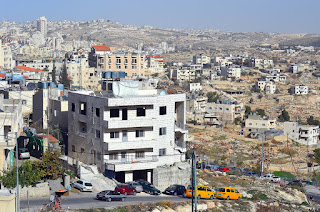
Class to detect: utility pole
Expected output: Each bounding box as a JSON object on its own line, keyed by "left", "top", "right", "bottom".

{"left": 261, "top": 133, "right": 265, "bottom": 176}
{"left": 15, "top": 132, "right": 19, "bottom": 212}
{"left": 191, "top": 151, "right": 197, "bottom": 212}
{"left": 233, "top": 141, "right": 236, "bottom": 167}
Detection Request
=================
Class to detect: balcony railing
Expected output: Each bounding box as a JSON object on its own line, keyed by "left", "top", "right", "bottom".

{"left": 105, "top": 155, "right": 158, "bottom": 165}
{"left": 175, "top": 121, "right": 187, "bottom": 131}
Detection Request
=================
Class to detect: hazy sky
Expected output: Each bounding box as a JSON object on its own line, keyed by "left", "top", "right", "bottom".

{"left": 1, "top": 0, "right": 320, "bottom": 33}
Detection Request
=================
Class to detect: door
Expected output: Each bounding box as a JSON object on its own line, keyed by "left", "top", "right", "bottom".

{"left": 122, "top": 130, "right": 128, "bottom": 142}
{"left": 122, "top": 109, "right": 128, "bottom": 120}
{"left": 121, "top": 152, "right": 126, "bottom": 163}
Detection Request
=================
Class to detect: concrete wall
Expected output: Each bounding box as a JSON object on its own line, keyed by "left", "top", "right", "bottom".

{"left": 153, "top": 161, "right": 191, "bottom": 191}
{"left": 20, "top": 182, "right": 50, "bottom": 198}
{"left": 0, "top": 190, "right": 15, "bottom": 212}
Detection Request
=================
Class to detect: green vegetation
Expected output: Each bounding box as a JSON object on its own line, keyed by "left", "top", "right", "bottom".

{"left": 0, "top": 151, "right": 64, "bottom": 189}
{"left": 314, "top": 148, "right": 320, "bottom": 164}
{"left": 307, "top": 116, "right": 320, "bottom": 127}
{"left": 273, "top": 171, "right": 295, "bottom": 180}
{"left": 207, "top": 92, "right": 219, "bottom": 102}
{"left": 60, "top": 63, "right": 71, "bottom": 88}
{"left": 245, "top": 106, "right": 266, "bottom": 118}
{"left": 247, "top": 190, "right": 269, "bottom": 200}
{"left": 301, "top": 201, "right": 309, "bottom": 206}
{"left": 52, "top": 61, "right": 57, "bottom": 83}
{"left": 278, "top": 109, "right": 290, "bottom": 122}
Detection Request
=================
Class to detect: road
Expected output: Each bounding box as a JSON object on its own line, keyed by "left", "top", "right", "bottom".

{"left": 20, "top": 193, "right": 189, "bottom": 211}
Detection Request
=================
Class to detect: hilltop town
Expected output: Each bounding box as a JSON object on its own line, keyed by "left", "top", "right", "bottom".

{"left": 1, "top": 17, "right": 320, "bottom": 211}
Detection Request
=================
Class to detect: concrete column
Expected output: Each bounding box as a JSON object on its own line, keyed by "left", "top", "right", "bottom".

{"left": 125, "top": 172, "right": 133, "bottom": 182}
{"left": 147, "top": 171, "right": 152, "bottom": 183}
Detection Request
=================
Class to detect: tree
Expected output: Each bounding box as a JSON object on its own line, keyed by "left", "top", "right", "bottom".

{"left": 307, "top": 116, "right": 320, "bottom": 126}
{"left": 278, "top": 109, "right": 290, "bottom": 122}
{"left": 245, "top": 106, "right": 252, "bottom": 117}
{"left": 35, "top": 151, "right": 64, "bottom": 180}
{"left": 255, "top": 109, "right": 266, "bottom": 117}
{"left": 52, "top": 61, "right": 57, "bottom": 83}
{"left": 313, "top": 149, "right": 320, "bottom": 164}
{"left": 59, "top": 63, "right": 70, "bottom": 88}
{"left": 0, "top": 161, "right": 41, "bottom": 189}
{"left": 207, "top": 92, "right": 219, "bottom": 103}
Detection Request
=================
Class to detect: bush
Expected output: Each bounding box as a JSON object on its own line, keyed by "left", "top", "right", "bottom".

{"left": 273, "top": 171, "right": 295, "bottom": 180}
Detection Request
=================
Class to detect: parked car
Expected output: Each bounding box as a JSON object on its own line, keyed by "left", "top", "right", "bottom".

{"left": 115, "top": 184, "right": 137, "bottom": 195}
{"left": 96, "top": 190, "right": 110, "bottom": 200}
{"left": 185, "top": 185, "right": 215, "bottom": 199}
{"left": 97, "top": 190, "right": 126, "bottom": 202}
{"left": 261, "top": 174, "right": 280, "bottom": 183}
{"left": 215, "top": 187, "right": 241, "bottom": 200}
{"left": 18, "top": 148, "right": 30, "bottom": 159}
{"left": 71, "top": 180, "right": 93, "bottom": 192}
{"left": 215, "top": 167, "right": 230, "bottom": 172}
{"left": 136, "top": 180, "right": 161, "bottom": 195}
{"left": 246, "top": 171, "right": 258, "bottom": 177}
{"left": 163, "top": 185, "right": 186, "bottom": 196}
{"left": 287, "top": 180, "right": 303, "bottom": 187}
{"left": 125, "top": 181, "right": 144, "bottom": 193}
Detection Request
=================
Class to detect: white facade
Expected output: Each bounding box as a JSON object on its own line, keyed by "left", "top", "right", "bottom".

{"left": 169, "top": 68, "right": 196, "bottom": 81}
{"left": 189, "top": 83, "right": 202, "bottom": 92}
{"left": 245, "top": 115, "right": 276, "bottom": 132}
{"left": 68, "top": 81, "right": 187, "bottom": 183}
{"left": 221, "top": 67, "right": 241, "bottom": 79}
{"left": 291, "top": 85, "right": 308, "bottom": 95}
{"left": 256, "top": 81, "right": 276, "bottom": 94}
{"left": 284, "top": 122, "right": 319, "bottom": 146}
{"left": 193, "top": 54, "right": 210, "bottom": 66}
{"left": 37, "top": 16, "right": 47, "bottom": 36}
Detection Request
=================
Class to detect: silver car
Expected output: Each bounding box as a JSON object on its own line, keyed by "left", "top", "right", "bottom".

{"left": 18, "top": 148, "right": 30, "bottom": 159}
{"left": 125, "top": 181, "right": 143, "bottom": 193}
{"left": 71, "top": 180, "right": 93, "bottom": 192}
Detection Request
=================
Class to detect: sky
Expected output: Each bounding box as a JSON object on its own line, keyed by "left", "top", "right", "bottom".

{"left": 1, "top": 0, "right": 320, "bottom": 33}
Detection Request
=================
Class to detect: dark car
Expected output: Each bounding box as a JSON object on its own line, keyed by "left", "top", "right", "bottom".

{"left": 115, "top": 184, "right": 137, "bottom": 195}
{"left": 136, "top": 180, "right": 161, "bottom": 195}
{"left": 287, "top": 180, "right": 303, "bottom": 187}
{"left": 96, "top": 190, "right": 126, "bottom": 202}
{"left": 163, "top": 184, "right": 186, "bottom": 196}
{"left": 246, "top": 171, "right": 258, "bottom": 177}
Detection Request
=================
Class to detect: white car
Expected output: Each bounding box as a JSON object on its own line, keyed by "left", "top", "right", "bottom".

{"left": 260, "top": 174, "right": 280, "bottom": 183}
{"left": 71, "top": 180, "right": 93, "bottom": 192}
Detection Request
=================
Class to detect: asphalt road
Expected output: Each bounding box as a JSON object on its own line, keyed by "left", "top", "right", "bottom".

{"left": 20, "top": 193, "right": 189, "bottom": 211}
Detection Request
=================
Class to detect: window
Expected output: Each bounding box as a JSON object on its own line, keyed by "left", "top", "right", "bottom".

{"left": 159, "top": 148, "right": 166, "bottom": 156}
{"left": 110, "top": 109, "right": 120, "bottom": 118}
{"left": 81, "top": 148, "right": 84, "bottom": 153}
{"left": 54, "top": 110, "right": 57, "bottom": 117}
{"left": 124, "top": 65, "right": 128, "bottom": 69}
{"left": 159, "top": 127, "right": 166, "bottom": 136}
{"left": 160, "top": 106, "right": 166, "bottom": 115}
{"left": 132, "top": 58, "right": 137, "bottom": 64}
{"left": 137, "top": 108, "right": 146, "bottom": 116}
{"left": 227, "top": 189, "right": 230, "bottom": 192}
{"left": 96, "top": 108, "right": 100, "bottom": 117}
{"left": 124, "top": 58, "right": 128, "bottom": 64}
{"left": 80, "top": 102, "right": 87, "bottom": 115}
{"left": 116, "top": 65, "right": 121, "bottom": 69}
{"left": 136, "top": 130, "right": 144, "bottom": 137}
{"left": 135, "top": 151, "right": 145, "bottom": 159}
{"left": 116, "top": 58, "right": 121, "bottom": 64}
{"left": 95, "top": 130, "right": 100, "bottom": 138}
{"left": 72, "top": 145, "right": 75, "bottom": 152}
{"left": 109, "top": 153, "right": 118, "bottom": 160}
{"left": 132, "top": 65, "right": 137, "bottom": 69}
{"left": 110, "top": 131, "right": 119, "bottom": 138}
{"left": 79, "top": 122, "right": 87, "bottom": 133}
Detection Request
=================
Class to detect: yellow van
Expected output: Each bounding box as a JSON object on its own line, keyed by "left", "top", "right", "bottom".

{"left": 185, "top": 185, "right": 215, "bottom": 199}
{"left": 215, "top": 187, "right": 241, "bottom": 200}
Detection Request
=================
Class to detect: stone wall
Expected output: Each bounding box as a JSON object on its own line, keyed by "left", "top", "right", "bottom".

{"left": 20, "top": 182, "right": 50, "bottom": 198}
{"left": 153, "top": 161, "right": 191, "bottom": 191}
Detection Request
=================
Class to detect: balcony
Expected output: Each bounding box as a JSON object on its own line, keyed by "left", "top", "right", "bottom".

{"left": 174, "top": 140, "right": 186, "bottom": 153}
{"left": 104, "top": 139, "right": 156, "bottom": 151}
{"left": 104, "top": 118, "right": 154, "bottom": 129}
{"left": 105, "top": 155, "right": 159, "bottom": 172}
{"left": 174, "top": 121, "right": 187, "bottom": 133}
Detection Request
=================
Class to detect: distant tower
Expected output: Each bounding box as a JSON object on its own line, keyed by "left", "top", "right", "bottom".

{"left": 37, "top": 16, "right": 47, "bottom": 36}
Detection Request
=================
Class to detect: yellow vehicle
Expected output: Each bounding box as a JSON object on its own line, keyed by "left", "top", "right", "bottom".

{"left": 215, "top": 187, "right": 241, "bottom": 200}
{"left": 185, "top": 185, "right": 215, "bottom": 199}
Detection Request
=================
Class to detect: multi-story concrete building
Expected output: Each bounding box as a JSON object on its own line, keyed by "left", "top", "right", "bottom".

{"left": 290, "top": 85, "right": 308, "bottom": 95}
{"left": 88, "top": 45, "right": 111, "bottom": 69}
{"left": 284, "top": 122, "right": 319, "bottom": 146}
{"left": 265, "top": 74, "right": 286, "bottom": 83}
{"left": 255, "top": 81, "right": 276, "bottom": 94}
{"left": 245, "top": 115, "right": 276, "bottom": 133}
{"left": 0, "top": 40, "right": 15, "bottom": 69}
{"left": 146, "top": 55, "right": 165, "bottom": 73}
{"left": 251, "top": 59, "right": 274, "bottom": 69}
{"left": 37, "top": 16, "right": 47, "bottom": 36}
{"left": 221, "top": 67, "right": 241, "bottom": 79}
{"left": 206, "top": 99, "right": 244, "bottom": 123}
{"left": 68, "top": 80, "right": 187, "bottom": 183}
{"left": 169, "top": 68, "right": 196, "bottom": 81}
{"left": 193, "top": 54, "right": 210, "bottom": 66}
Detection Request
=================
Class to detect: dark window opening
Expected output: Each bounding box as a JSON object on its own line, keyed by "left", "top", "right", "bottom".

{"left": 159, "top": 127, "right": 166, "bottom": 135}
{"left": 159, "top": 148, "right": 166, "bottom": 156}
{"left": 110, "top": 109, "right": 120, "bottom": 118}
{"left": 160, "top": 106, "right": 166, "bottom": 115}
{"left": 80, "top": 102, "right": 87, "bottom": 115}
{"left": 136, "top": 130, "right": 144, "bottom": 137}
{"left": 79, "top": 122, "right": 87, "bottom": 133}
{"left": 137, "top": 107, "right": 146, "bottom": 116}
{"left": 96, "top": 108, "right": 100, "bottom": 117}
{"left": 110, "top": 131, "right": 120, "bottom": 138}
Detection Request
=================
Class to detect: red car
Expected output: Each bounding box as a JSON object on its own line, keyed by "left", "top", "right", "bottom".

{"left": 215, "top": 167, "right": 230, "bottom": 172}
{"left": 115, "top": 184, "right": 137, "bottom": 195}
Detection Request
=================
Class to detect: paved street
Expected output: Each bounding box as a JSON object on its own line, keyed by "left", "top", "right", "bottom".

{"left": 20, "top": 192, "right": 189, "bottom": 211}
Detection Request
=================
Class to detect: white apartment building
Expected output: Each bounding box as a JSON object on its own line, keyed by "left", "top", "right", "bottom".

{"left": 245, "top": 115, "right": 276, "bottom": 133}
{"left": 252, "top": 59, "right": 274, "bottom": 69}
{"left": 169, "top": 68, "right": 196, "bottom": 81}
{"left": 146, "top": 55, "right": 165, "bottom": 73}
{"left": 291, "top": 85, "right": 308, "bottom": 95}
{"left": 284, "top": 122, "right": 319, "bottom": 146}
{"left": 187, "top": 83, "right": 202, "bottom": 92}
{"left": 256, "top": 81, "right": 276, "bottom": 94}
{"left": 265, "top": 74, "right": 286, "bottom": 83}
{"left": 221, "top": 67, "right": 241, "bottom": 79}
{"left": 68, "top": 80, "right": 187, "bottom": 183}
{"left": 206, "top": 99, "right": 244, "bottom": 122}
{"left": 0, "top": 40, "right": 15, "bottom": 70}
{"left": 37, "top": 16, "right": 47, "bottom": 36}
{"left": 193, "top": 54, "right": 210, "bottom": 66}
